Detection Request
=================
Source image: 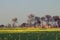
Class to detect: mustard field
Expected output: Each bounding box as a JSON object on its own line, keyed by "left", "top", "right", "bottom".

{"left": 0, "top": 28, "right": 60, "bottom": 33}
{"left": 0, "top": 28, "right": 60, "bottom": 40}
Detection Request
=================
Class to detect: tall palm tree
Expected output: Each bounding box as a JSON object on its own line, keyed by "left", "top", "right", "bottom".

{"left": 12, "top": 18, "right": 17, "bottom": 27}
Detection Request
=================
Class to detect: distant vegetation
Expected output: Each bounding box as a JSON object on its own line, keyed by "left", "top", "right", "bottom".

{"left": 0, "top": 14, "right": 60, "bottom": 28}
{"left": 0, "top": 31, "right": 59, "bottom": 40}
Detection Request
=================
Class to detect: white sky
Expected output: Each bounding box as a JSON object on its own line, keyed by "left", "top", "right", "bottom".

{"left": 0, "top": 0, "right": 60, "bottom": 25}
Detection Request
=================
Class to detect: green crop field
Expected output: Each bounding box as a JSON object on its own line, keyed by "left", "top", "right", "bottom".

{"left": 0, "top": 28, "right": 60, "bottom": 40}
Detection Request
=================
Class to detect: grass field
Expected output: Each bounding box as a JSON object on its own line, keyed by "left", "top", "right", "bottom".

{"left": 0, "top": 28, "right": 60, "bottom": 40}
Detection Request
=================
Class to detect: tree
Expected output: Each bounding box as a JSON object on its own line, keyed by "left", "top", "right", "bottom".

{"left": 45, "top": 15, "right": 51, "bottom": 26}
{"left": 53, "top": 16, "right": 59, "bottom": 21}
{"left": 41, "top": 17, "right": 45, "bottom": 21}
{"left": 34, "top": 16, "right": 41, "bottom": 27}
{"left": 0, "top": 24, "right": 4, "bottom": 28}
{"left": 53, "top": 16, "right": 60, "bottom": 27}
{"left": 20, "top": 23, "right": 27, "bottom": 27}
{"left": 52, "top": 16, "right": 60, "bottom": 27}
{"left": 27, "top": 14, "right": 35, "bottom": 27}
{"left": 12, "top": 18, "right": 18, "bottom": 27}
{"left": 8, "top": 23, "right": 11, "bottom": 28}
{"left": 41, "top": 16, "right": 46, "bottom": 28}
{"left": 57, "top": 19, "right": 60, "bottom": 27}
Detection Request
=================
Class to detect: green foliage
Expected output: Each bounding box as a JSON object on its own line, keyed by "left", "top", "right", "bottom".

{"left": 0, "top": 31, "right": 60, "bottom": 40}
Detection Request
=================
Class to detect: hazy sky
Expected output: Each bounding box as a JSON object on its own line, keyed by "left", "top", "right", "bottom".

{"left": 0, "top": 0, "right": 60, "bottom": 25}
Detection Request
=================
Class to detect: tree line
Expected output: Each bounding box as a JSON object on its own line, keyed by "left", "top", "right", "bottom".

{"left": 0, "top": 14, "right": 60, "bottom": 28}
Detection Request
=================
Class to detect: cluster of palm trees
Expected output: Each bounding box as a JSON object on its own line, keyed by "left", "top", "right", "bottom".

{"left": 20, "top": 14, "right": 60, "bottom": 28}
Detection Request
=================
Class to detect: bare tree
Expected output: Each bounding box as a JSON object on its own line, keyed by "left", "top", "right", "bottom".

{"left": 12, "top": 18, "right": 17, "bottom": 27}
{"left": 27, "top": 14, "right": 35, "bottom": 27}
